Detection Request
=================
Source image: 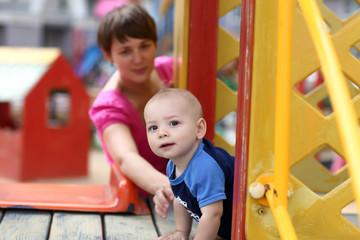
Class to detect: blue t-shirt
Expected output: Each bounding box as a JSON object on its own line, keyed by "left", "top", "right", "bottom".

{"left": 167, "top": 138, "right": 234, "bottom": 239}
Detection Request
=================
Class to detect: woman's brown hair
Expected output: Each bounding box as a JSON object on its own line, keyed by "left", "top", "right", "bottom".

{"left": 97, "top": 3, "right": 157, "bottom": 54}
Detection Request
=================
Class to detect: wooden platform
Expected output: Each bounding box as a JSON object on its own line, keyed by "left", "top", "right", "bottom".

{"left": 0, "top": 199, "right": 198, "bottom": 239}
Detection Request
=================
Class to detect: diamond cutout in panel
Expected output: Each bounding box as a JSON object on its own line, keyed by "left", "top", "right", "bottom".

{"left": 342, "top": 201, "right": 359, "bottom": 229}
{"left": 315, "top": 145, "right": 346, "bottom": 174}
{"left": 217, "top": 58, "right": 239, "bottom": 91}
{"left": 219, "top": 5, "right": 241, "bottom": 40}
{"left": 316, "top": 79, "right": 360, "bottom": 116}
{"left": 215, "top": 111, "right": 236, "bottom": 145}
{"left": 317, "top": 97, "right": 333, "bottom": 116}
{"left": 348, "top": 79, "right": 360, "bottom": 97}
{"left": 295, "top": 71, "right": 324, "bottom": 95}
{"left": 291, "top": 144, "right": 349, "bottom": 194}
{"left": 324, "top": 20, "right": 331, "bottom": 32}
{"left": 296, "top": 70, "right": 360, "bottom": 116}
{"left": 323, "top": 0, "right": 360, "bottom": 20}
{"left": 350, "top": 40, "right": 360, "bottom": 60}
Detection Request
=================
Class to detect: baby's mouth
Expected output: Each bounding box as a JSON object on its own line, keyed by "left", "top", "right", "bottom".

{"left": 160, "top": 143, "right": 174, "bottom": 148}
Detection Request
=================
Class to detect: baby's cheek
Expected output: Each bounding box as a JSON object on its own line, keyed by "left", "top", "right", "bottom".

{"left": 148, "top": 138, "right": 157, "bottom": 152}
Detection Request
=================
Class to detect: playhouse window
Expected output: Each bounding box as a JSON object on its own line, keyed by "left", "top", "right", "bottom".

{"left": 47, "top": 90, "right": 71, "bottom": 127}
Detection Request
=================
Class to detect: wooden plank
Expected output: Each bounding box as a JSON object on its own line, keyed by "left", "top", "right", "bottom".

{"left": 104, "top": 213, "right": 157, "bottom": 240}
{"left": 49, "top": 212, "right": 103, "bottom": 240}
{"left": 0, "top": 210, "right": 51, "bottom": 240}
{"left": 149, "top": 199, "right": 198, "bottom": 239}
{"left": 152, "top": 200, "right": 175, "bottom": 236}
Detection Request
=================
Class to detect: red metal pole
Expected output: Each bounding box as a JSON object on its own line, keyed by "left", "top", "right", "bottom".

{"left": 231, "top": 0, "right": 255, "bottom": 239}
{"left": 186, "top": 0, "right": 218, "bottom": 143}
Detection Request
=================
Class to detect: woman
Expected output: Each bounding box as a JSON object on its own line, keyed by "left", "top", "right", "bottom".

{"left": 89, "top": 3, "right": 174, "bottom": 215}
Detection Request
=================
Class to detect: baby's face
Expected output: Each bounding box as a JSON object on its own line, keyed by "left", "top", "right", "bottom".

{"left": 144, "top": 97, "right": 200, "bottom": 161}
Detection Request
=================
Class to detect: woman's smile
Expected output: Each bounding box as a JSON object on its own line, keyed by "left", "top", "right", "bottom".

{"left": 132, "top": 66, "right": 148, "bottom": 75}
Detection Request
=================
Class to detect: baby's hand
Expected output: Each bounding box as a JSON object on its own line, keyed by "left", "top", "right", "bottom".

{"left": 158, "top": 231, "right": 188, "bottom": 240}
{"left": 154, "top": 183, "right": 174, "bottom": 219}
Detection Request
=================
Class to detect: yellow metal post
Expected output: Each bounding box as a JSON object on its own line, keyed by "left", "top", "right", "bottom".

{"left": 173, "top": 0, "right": 189, "bottom": 89}
{"left": 265, "top": 183, "right": 298, "bottom": 240}
{"left": 268, "top": 0, "right": 298, "bottom": 238}
{"left": 273, "top": 0, "right": 293, "bottom": 208}
{"left": 298, "top": 0, "right": 360, "bottom": 224}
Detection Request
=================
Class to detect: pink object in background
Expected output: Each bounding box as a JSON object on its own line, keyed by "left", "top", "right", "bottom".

{"left": 93, "top": 0, "right": 133, "bottom": 19}
{"left": 331, "top": 154, "right": 347, "bottom": 173}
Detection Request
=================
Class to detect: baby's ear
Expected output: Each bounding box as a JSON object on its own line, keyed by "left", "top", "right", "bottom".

{"left": 196, "top": 118, "right": 207, "bottom": 139}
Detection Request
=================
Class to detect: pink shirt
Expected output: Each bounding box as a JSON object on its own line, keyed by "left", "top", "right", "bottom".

{"left": 89, "top": 56, "right": 173, "bottom": 194}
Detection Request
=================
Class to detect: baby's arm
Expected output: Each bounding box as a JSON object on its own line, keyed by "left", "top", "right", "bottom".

{"left": 158, "top": 199, "right": 192, "bottom": 240}
{"left": 194, "top": 200, "right": 223, "bottom": 240}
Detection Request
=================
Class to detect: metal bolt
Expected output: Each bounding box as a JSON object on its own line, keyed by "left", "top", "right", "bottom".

{"left": 258, "top": 208, "right": 265, "bottom": 215}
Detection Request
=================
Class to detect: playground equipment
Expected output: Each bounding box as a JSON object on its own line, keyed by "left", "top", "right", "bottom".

{"left": 0, "top": 163, "right": 149, "bottom": 214}
{"left": 0, "top": 47, "right": 90, "bottom": 181}
{"left": 233, "top": 0, "right": 360, "bottom": 239}
{"left": 174, "top": 0, "right": 360, "bottom": 239}
{"left": 0, "top": 47, "right": 148, "bottom": 214}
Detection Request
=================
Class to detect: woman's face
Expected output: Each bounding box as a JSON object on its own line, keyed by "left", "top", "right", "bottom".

{"left": 106, "top": 37, "right": 157, "bottom": 84}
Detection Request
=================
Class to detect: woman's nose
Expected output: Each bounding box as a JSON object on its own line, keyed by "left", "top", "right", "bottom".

{"left": 133, "top": 49, "right": 143, "bottom": 63}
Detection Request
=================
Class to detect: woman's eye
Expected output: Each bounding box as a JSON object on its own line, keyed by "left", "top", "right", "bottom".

{"left": 170, "top": 121, "right": 179, "bottom": 127}
{"left": 120, "top": 49, "right": 130, "bottom": 55}
{"left": 141, "top": 44, "right": 150, "bottom": 49}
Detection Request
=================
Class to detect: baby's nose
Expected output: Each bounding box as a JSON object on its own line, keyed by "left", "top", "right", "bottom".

{"left": 159, "top": 128, "right": 169, "bottom": 137}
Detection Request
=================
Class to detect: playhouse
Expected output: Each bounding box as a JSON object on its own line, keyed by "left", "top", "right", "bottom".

{"left": 0, "top": 47, "right": 90, "bottom": 181}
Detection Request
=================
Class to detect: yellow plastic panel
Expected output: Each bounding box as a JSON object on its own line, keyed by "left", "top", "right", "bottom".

{"left": 214, "top": 132, "right": 235, "bottom": 156}
{"left": 214, "top": 0, "right": 241, "bottom": 153}
{"left": 217, "top": 26, "right": 240, "bottom": 69}
{"left": 214, "top": 78, "right": 237, "bottom": 155}
{"left": 219, "top": 0, "right": 241, "bottom": 17}
{"left": 215, "top": 80, "right": 237, "bottom": 122}
{"left": 245, "top": 0, "right": 360, "bottom": 238}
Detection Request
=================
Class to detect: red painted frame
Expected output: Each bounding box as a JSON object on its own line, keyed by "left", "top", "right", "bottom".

{"left": 232, "top": 0, "right": 256, "bottom": 239}
{"left": 186, "top": 1, "right": 256, "bottom": 239}
{"left": 186, "top": 0, "right": 219, "bottom": 143}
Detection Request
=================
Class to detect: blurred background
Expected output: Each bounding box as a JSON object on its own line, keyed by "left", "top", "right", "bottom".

{"left": 0, "top": 0, "right": 241, "bottom": 186}
{"left": 0, "top": 0, "right": 176, "bottom": 90}
{"left": 0, "top": 0, "right": 180, "bottom": 184}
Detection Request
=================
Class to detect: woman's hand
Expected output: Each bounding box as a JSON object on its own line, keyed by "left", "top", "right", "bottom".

{"left": 153, "top": 183, "right": 174, "bottom": 219}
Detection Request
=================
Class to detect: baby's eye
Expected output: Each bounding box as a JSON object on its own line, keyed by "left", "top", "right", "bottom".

{"left": 148, "top": 125, "right": 158, "bottom": 131}
{"left": 169, "top": 121, "right": 179, "bottom": 127}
